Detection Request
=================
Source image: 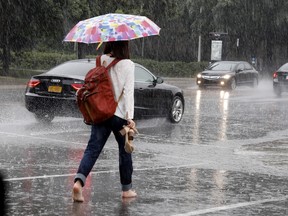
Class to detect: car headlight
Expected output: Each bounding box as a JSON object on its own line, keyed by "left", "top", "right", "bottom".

{"left": 197, "top": 73, "right": 202, "bottom": 78}
{"left": 222, "top": 74, "right": 231, "bottom": 79}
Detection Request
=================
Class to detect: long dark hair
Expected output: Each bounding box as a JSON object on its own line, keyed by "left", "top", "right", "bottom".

{"left": 103, "top": 41, "right": 130, "bottom": 59}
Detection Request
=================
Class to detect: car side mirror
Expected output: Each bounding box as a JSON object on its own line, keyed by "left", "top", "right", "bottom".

{"left": 153, "top": 77, "right": 164, "bottom": 85}
{"left": 236, "top": 69, "right": 243, "bottom": 73}
{"left": 156, "top": 77, "right": 164, "bottom": 84}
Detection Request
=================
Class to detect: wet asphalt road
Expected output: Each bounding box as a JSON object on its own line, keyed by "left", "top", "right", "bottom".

{"left": 0, "top": 78, "right": 288, "bottom": 216}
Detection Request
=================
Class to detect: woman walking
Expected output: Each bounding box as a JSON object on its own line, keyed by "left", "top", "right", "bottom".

{"left": 72, "top": 41, "right": 137, "bottom": 202}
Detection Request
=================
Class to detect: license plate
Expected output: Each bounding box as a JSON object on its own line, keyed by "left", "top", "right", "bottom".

{"left": 48, "top": 85, "right": 62, "bottom": 93}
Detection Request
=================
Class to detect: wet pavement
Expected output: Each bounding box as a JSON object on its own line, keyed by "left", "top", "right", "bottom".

{"left": 0, "top": 78, "right": 288, "bottom": 215}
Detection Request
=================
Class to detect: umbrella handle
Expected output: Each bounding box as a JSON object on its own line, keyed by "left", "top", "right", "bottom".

{"left": 96, "top": 42, "right": 103, "bottom": 50}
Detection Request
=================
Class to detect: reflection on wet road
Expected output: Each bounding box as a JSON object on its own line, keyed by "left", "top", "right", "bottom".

{"left": 0, "top": 79, "right": 288, "bottom": 215}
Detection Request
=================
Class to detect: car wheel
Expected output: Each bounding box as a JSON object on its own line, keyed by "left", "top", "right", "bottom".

{"left": 227, "top": 77, "right": 236, "bottom": 90}
{"left": 168, "top": 96, "right": 184, "bottom": 123}
{"left": 273, "top": 85, "right": 282, "bottom": 97}
{"left": 252, "top": 77, "right": 258, "bottom": 88}
{"left": 34, "top": 113, "right": 55, "bottom": 123}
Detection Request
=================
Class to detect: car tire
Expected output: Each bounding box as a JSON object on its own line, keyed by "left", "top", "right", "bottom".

{"left": 34, "top": 113, "right": 55, "bottom": 123}
{"left": 227, "top": 77, "right": 236, "bottom": 90}
{"left": 168, "top": 96, "right": 184, "bottom": 123}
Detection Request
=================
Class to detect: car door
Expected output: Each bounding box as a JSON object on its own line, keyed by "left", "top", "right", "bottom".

{"left": 134, "top": 65, "right": 154, "bottom": 114}
{"left": 244, "top": 62, "right": 255, "bottom": 83}
{"left": 235, "top": 63, "right": 246, "bottom": 84}
{"left": 134, "top": 65, "right": 171, "bottom": 117}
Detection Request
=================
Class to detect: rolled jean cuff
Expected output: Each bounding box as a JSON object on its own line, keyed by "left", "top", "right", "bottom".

{"left": 122, "top": 183, "right": 132, "bottom": 191}
{"left": 74, "top": 173, "right": 86, "bottom": 187}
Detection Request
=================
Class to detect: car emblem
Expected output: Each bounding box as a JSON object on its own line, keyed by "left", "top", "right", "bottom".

{"left": 50, "top": 79, "right": 61, "bottom": 83}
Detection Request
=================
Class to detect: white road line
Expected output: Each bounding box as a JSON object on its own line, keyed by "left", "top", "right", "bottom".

{"left": 0, "top": 131, "right": 205, "bottom": 182}
{"left": 0, "top": 131, "right": 86, "bottom": 146}
{"left": 4, "top": 163, "right": 203, "bottom": 182}
{"left": 0, "top": 131, "right": 205, "bottom": 161}
{"left": 172, "top": 196, "right": 288, "bottom": 216}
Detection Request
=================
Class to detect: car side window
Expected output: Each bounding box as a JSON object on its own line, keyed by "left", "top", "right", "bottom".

{"left": 237, "top": 64, "right": 245, "bottom": 71}
{"left": 134, "top": 66, "right": 154, "bottom": 83}
{"left": 244, "top": 62, "right": 252, "bottom": 70}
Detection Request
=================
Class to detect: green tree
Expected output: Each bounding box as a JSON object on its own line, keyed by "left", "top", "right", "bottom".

{"left": 211, "top": 0, "right": 288, "bottom": 72}
{"left": 0, "top": 0, "right": 92, "bottom": 75}
{"left": 2, "top": 0, "right": 288, "bottom": 75}
{"left": 0, "top": 0, "right": 64, "bottom": 75}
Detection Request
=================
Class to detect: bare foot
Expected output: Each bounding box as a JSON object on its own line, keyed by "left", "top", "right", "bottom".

{"left": 72, "top": 181, "right": 84, "bottom": 202}
{"left": 121, "top": 197, "right": 136, "bottom": 205}
{"left": 121, "top": 190, "right": 137, "bottom": 198}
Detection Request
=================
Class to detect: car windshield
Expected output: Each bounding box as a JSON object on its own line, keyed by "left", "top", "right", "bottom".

{"left": 46, "top": 61, "right": 95, "bottom": 76}
{"left": 207, "top": 62, "right": 237, "bottom": 71}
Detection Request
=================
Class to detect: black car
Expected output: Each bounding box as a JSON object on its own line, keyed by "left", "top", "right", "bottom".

{"left": 25, "top": 59, "right": 185, "bottom": 123}
{"left": 273, "top": 63, "right": 288, "bottom": 96}
{"left": 196, "top": 61, "right": 259, "bottom": 90}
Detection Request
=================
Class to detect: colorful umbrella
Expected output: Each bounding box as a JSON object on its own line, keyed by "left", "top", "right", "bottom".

{"left": 63, "top": 13, "right": 161, "bottom": 44}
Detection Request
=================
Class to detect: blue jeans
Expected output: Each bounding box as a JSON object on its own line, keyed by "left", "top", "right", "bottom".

{"left": 74, "top": 115, "right": 133, "bottom": 191}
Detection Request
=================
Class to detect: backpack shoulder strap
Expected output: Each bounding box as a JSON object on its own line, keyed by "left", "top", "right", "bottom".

{"left": 96, "top": 55, "right": 101, "bottom": 67}
{"left": 96, "top": 55, "right": 121, "bottom": 69}
{"left": 106, "top": 58, "right": 121, "bottom": 70}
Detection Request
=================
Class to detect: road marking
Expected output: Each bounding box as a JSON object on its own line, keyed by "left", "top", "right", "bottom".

{"left": 172, "top": 196, "right": 288, "bottom": 216}
{"left": 4, "top": 163, "right": 203, "bottom": 182}
{"left": 0, "top": 131, "right": 208, "bottom": 161}
{"left": 0, "top": 131, "right": 87, "bottom": 146}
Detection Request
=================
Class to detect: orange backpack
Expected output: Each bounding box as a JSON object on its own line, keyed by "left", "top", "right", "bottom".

{"left": 77, "top": 55, "right": 121, "bottom": 125}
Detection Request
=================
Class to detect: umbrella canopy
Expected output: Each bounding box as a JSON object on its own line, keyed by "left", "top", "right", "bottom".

{"left": 63, "top": 13, "right": 161, "bottom": 44}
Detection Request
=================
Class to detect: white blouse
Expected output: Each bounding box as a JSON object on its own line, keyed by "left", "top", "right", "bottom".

{"left": 100, "top": 55, "right": 135, "bottom": 120}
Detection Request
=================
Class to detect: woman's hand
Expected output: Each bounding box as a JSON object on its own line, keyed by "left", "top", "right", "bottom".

{"left": 127, "top": 119, "right": 136, "bottom": 129}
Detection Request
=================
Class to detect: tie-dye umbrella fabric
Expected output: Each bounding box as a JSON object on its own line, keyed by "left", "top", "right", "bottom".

{"left": 63, "top": 13, "right": 161, "bottom": 44}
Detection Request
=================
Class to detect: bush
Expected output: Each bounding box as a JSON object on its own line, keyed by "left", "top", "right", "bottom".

{"left": 5, "top": 51, "right": 208, "bottom": 78}
{"left": 11, "top": 51, "right": 75, "bottom": 70}
{"left": 133, "top": 58, "right": 208, "bottom": 78}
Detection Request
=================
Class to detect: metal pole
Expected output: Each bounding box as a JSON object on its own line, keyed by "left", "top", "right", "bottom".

{"left": 198, "top": 35, "right": 201, "bottom": 62}
{"left": 141, "top": 37, "right": 144, "bottom": 57}
{"left": 197, "top": 6, "right": 203, "bottom": 62}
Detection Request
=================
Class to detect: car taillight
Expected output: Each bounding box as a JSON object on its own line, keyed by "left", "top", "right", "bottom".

{"left": 71, "top": 83, "right": 83, "bottom": 90}
{"left": 27, "top": 78, "right": 40, "bottom": 88}
{"left": 273, "top": 72, "right": 278, "bottom": 78}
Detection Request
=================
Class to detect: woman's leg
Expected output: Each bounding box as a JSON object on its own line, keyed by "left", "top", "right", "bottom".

{"left": 73, "top": 123, "right": 111, "bottom": 201}
{"left": 111, "top": 116, "right": 137, "bottom": 197}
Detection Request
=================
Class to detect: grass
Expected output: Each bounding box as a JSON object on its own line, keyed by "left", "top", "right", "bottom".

{"left": 0, "top": 76, "right": 28, "bottom": 85}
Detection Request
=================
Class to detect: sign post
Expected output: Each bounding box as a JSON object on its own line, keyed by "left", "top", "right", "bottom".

{"left": 211, "top": 40, "right": 222, "bottom": 61}
{"left": 209, "top": 32, "right": 228, "bottom": 61}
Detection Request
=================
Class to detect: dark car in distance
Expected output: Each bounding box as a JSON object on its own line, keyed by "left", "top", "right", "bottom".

{"left": 25, "top": 59, "right": 185, "bottom": 123}
{"left": 196, "top": 61, "right": 259, "bottom": 90}
{"left": 273, "top": 62, "right": 288, "bottom": 96}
